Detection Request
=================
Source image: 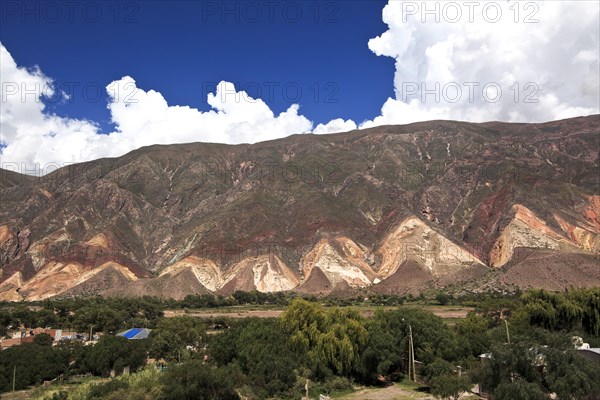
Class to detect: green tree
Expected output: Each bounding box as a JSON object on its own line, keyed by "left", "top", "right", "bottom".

{"left": 280, "top": 299, "right": 368, "bottom": 376}
{"left": 0, "top": 343, "right": 72, "bottom": 392}
{"left": 210, "top": 319, "right": 297, "bottom": 397}
{"left": 160, "top": 361, "right": 240, "bottom": 400}
{"left": 429, "top": 374, "right": 471, "bottom": 400}
{"left": 519, "top": 289, "right": 600, "bottom": 334}
{"left": 72, "top": 305, "right": 127, "bottom": 333}
{"left": 545, "top": 347, "right": 600, "bottom": 400}
{"left": 33, "top": 333, "right": 54, "bottom": 347}
{"left": 571, "top": 288, "right": 600, "bottom": 337}
{"left": 356, "top": 316, "right": 404, "bottom": 383}
{"left": 149, "top": 316, "right": 204, "bottom": 361}
{"left": 474, "top": 341, "right": 542, "bottom": 394}
{"left": 85, "top": 336, "right": 147, "bottom": 376}
{"left": 235, "top": 320, "right": 296, "bottom": 396}
{"left": 435, "top": 293, "right": 451, "bottom": 306}
{"left": 381, "top": 308, "right": 461, "bottom": 364}
{"left": 492, "top": 379, "right": 547, "bottom": 400}
{"left": 34, "top": 309, "right": 58, "bottom": 328}
{"left": 455, "top": 313, "right": 490, "bottom": 358}
{"left": 422, "top": 358, "right": 454, "bottom": 382}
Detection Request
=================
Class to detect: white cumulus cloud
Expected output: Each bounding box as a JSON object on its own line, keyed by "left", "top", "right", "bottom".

{"left": 359, "top": 0, "right": 599, "bottom": 126}
{"left": 106, "top": 77, "right": 312, "bottom": 148}
{"left": 314, "top": 118, "right": 358, "bottom": 134}
{"left": 1, "top": 0, "right": 599, "bottom": 171}
{"left": 0, "top": 45, "right": 312, "bottom": 171}
{"left": 0, "top": 44, "right": 101, "bottom": 170}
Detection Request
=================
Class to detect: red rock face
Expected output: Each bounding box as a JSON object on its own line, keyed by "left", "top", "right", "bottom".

{"left": 462, "top": 183, "right": 514, "bottom": 262}
{"left": 584, "top": 195, "right": 600, "bottom": 229}
{"left": 0, "top": 115, "right": 599, "bottom": 300}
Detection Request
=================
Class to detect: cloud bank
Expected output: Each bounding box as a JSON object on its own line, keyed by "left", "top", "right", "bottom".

{"left": 1, "top": 0, "right": 599, "bottom": 170}
{"left": 360, "top": 0, "right": 599, "bottom": 127}
{"left": 0, "top": 44, "right": 312, "bottom": 169}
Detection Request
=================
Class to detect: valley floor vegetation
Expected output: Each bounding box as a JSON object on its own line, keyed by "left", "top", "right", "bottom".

{"left": 0, "top": 289, "right": 599, "bottom": 400}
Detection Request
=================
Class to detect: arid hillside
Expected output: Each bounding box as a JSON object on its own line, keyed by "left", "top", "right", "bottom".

{"left": 1, "top": 115, "right": 598, "bottom": 300}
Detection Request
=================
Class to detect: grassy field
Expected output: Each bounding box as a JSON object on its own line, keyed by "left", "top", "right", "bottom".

{"left": 0, "top": 376, "right": 107, "bottom": 400}
{"left": 1, "top": 390, "right": 32, "bottom": 400}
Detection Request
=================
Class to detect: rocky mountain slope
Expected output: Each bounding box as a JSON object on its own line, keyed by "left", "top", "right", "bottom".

{"left": 1, "top": 115, "right": 598, "bottom": 300}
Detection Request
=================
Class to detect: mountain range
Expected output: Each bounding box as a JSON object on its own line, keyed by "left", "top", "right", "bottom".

{"left": 1, "top": 115, "right": 598, "bottom": 301}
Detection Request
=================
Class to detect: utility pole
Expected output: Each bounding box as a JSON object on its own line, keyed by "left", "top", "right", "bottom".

{"left": 403, "top": 318, "right": 416, "bottom": 382}
{"left": 12, "top": 365, "right": 16, "bottom": 392}
{"left": 409, "top": 324, "right": 416, "bottom": 382}
{"left": 305, "top": 379, "right": 309, "bottom": 400}
{"left": 89, "top": 325, "right": 93, "bottom": 342}
{"left": 407, "top": 338, "right": 412, "bottom": 382}
{"left": 504, "top": 319, "right": 511, "bottom": 345}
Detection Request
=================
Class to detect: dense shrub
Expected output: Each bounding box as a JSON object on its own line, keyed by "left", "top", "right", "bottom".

{"left": 160, "top": 361, "right": 240, "bottom": 400}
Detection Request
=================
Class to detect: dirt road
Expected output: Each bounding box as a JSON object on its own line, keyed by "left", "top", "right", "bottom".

{"left": 164, "top": 309, "right": 283, "bottom": 319}
{"left": 335, "top": 385, "right": 435, "bottom": 400}
{"left": 164, "top": 306, "right": 474, "bottom": 320}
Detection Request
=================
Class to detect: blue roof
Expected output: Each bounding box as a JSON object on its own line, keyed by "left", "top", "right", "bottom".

{"left": 124, "top": 328, "right": 142, "bottom": 339}
{"left": 117, "top": 328, "right": 150, "bottom": 339}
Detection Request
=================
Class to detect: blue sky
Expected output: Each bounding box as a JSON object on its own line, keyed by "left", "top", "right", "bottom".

{"left": 1, "top": 0, "right": 392, "bottom": 133}
{"left": 0, "top": 1, "right": 598, "bottom": 169}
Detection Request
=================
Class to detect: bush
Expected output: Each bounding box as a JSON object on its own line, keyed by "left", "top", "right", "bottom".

{"left": 493, "top": 379, "right": 547, "bottom": 400}
{"left": 34, "top": 333, "right": 54, "bottom": 347}
{"left": 429, "top": 374, "right": 471, "bottom": 400}
{"left": 44, "top": 392, "right": 68, "bottom": 400}
{"left": 435, "top": 293, "right": 451, "bottom": 306}
{"left": 320, "top": 376, "right": 354, "bottom": 393}
{"left": 86, "top": 379, "right": 129, "bottom": 399}
{"left": 160, "top": 361, "right": 240, "bottom": 400}
{"left": 73, "top": 367, "right": 163, "bottom": 400}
